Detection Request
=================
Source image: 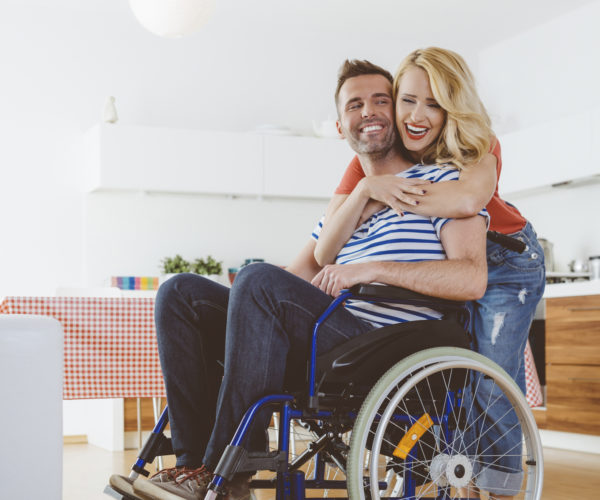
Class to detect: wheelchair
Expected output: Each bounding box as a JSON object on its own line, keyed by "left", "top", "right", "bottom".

{"left": 106, "top": 283, "right": 543, "bottom": 500}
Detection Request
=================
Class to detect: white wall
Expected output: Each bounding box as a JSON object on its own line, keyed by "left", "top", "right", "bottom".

{"left": 0, "top": 123, "right": 84, "bottom": 295}
{"left": 478, "top": 0, "right": 600, "bottom": 270}
{"left": 83, "top": 192, "right": 328, "bottom": 286}
{"left": 63, "top": 399, "right": 124, "bottom": 450}
{"left": 478, "top": 1, "right": 600, "bottom": 134}
{"left": 505, "top": 182, "right": 600, "bottom": 271}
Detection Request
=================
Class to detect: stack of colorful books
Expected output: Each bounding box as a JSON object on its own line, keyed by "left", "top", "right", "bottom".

{"left": 111, "top": 276, "right": 159, "bottom": 291}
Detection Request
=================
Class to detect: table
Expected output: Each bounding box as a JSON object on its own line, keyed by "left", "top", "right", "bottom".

{"left": 0, "top": 296, "right": 165, "bottom": 400}
{"left": 524, "top": 341, "right": 543, "bottom": 407}
{"left": 0, "top": 295, "right": 543, "bottom": 407}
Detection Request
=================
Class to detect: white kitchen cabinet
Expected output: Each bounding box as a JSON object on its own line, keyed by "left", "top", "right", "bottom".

{"left": 262, "top": 135, "right": 355, "bottom": 198}
{"left": 499, "top": 109, "right": 597, "bottom": 196}
{"left": 85, "top": 124, "right": 264, "bottom": 196}
{"left": 84, "top": 124, "right": 356, "bottom": 199}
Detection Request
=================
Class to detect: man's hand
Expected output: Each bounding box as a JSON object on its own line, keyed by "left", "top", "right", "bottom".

{"left": 311, "top": 263, "right": 375, "bottom": 297}
{"left": 359, "top": 175, "right": 430, "bottom": 217}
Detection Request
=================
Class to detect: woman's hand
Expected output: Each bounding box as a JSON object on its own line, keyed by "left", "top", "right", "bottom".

{"left": 359, "top": 175, "right": 430, "bottom": 217}
{"left": 311, "top": 263, "right": 375, "bottom": 297}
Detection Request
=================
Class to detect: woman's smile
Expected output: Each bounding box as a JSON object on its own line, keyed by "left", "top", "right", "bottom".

{"left": 404, "top": 123, "right": 430, "bottom": 140}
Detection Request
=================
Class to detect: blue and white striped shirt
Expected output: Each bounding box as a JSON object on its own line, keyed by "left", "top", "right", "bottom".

{"left": 312, "top": 164, "right": 489, "bottom": 328}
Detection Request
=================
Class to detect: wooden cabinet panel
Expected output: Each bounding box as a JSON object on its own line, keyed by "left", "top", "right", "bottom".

{"left": 546, "top": 402, "right": 600, "bottom": 436}
{"left": 124, "top": 397, "right": 168, "bottom": 432}
{"left": 544, "top": 294, "right": 600, "bottom": 435}
{"left": 546, "top": 295, "right": 600, "bottom": 365}
{"left": 531, "top": 408, "right": 547, "bottom": 429}
{"left": 546, "top": 364, "right": 600, "bottom": 435}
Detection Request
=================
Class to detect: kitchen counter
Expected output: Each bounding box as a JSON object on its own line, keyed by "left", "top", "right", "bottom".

{"left": 543, "top": 280, "right": 600, "bottom": 298}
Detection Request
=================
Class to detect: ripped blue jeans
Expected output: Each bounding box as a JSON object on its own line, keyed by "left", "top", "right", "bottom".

{"left": 468, "top": 221, "right": 545, "bottom": 495}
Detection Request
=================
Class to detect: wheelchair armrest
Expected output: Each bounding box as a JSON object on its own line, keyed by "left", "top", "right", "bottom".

{"left": 348, "top": 284, "right": 466, "bottom": 311}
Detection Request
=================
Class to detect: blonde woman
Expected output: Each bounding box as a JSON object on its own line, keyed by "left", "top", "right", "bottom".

{"left": 312, "top": 49, "right": 545, "bottom": 499}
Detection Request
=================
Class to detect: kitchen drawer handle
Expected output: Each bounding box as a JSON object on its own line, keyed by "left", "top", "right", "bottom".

{"left": 567, "top": 377, "right": 600, "bottom": 382}
{"left": 567, "top": 307, "right": 600, "bottom": 312}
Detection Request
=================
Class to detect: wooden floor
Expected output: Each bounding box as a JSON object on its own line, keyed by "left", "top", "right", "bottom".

{"left": 64, "top": 444, "right": 600, "bottom": 500}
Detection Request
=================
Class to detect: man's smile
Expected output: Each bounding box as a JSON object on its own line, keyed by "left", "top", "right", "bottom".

{"left": 359, "top": 121, "right": 386, "bottom": 135}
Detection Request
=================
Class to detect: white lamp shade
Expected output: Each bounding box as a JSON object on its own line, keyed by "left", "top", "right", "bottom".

{"left": 129, "top": 0, "right": 216, "bottom": 38}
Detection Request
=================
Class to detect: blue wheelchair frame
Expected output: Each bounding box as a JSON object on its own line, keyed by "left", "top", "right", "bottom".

{"left": 126, "top": 285, "right": 470, "bottom": 500}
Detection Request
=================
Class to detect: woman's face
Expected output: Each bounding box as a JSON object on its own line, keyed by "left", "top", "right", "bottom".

{"left": 395, "top": 66, "right": 446, "bottom": 159}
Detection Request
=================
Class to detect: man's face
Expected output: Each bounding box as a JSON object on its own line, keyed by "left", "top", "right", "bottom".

{"left": 336, "top": 74, "right": 396, "bottom": 155}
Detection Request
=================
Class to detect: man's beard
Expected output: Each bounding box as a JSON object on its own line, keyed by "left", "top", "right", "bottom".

{"left": 344, "top": 121, "right": 397, "bottom": 156}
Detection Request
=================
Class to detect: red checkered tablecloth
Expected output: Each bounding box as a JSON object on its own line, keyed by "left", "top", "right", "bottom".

{"left": 0, "top": 296, "right": 165, "bottom": 399}
{"left": 0, "top": 295, "right": 543, "bottom": 407}
{"left": 524, "top": 340, "right": 543, "bottom": 407}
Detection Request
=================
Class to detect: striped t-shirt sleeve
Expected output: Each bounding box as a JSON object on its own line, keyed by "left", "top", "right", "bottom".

{"left": 311, "top": 217, "right": 324, "bottom": 241}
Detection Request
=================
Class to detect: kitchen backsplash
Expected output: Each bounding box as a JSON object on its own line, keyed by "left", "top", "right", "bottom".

{"left": 505, "top": 180, "right": 600, "bottom": 272}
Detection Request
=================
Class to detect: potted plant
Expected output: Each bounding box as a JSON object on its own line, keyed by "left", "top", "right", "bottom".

{"left": 161, "top": 254, "right": 191, "bottom": 274}
{"left": 190, "top": 255, "right": 223, "bottom": 281}
{"left": 159, "top": 254, "right": 190, "bottom": 284}
{"left": 159, "top": 254, "right": 223, "bottom": 284}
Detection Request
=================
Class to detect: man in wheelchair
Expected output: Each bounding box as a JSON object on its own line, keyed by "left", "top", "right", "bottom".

{"left": 109, "top": 60, "right": 534, "bottom": 500}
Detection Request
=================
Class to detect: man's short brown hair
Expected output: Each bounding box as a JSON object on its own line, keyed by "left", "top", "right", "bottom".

{"left": 334, "top": 59, "right": 393, "bottom": 111}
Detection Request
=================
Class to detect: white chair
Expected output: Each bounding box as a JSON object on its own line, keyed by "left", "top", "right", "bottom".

{"left": 0, "top": 315, "right": 63, "bottom": 500}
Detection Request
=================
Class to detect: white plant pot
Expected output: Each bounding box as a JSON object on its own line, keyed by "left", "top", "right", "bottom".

{"left": 159, "top": 273, "right": 222, "bottom": 285}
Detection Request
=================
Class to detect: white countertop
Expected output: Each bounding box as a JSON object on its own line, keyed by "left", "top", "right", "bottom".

{"left": 544, "top": 280, "right": 600, "bottom": 298}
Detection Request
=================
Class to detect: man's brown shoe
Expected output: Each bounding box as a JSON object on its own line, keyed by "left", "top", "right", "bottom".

{"left": 109, "top": 474, "right": 144, "bottom": 499}
{"left": 133, "top": 466, "right": 212, "bottom": 500}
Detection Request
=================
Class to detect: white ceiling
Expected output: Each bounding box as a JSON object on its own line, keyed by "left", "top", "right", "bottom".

{"left": 18, "top": 0, "right": 595, "bottom": 48}
{"left": 3, "top": 0, "right": 597, "bottom": 133}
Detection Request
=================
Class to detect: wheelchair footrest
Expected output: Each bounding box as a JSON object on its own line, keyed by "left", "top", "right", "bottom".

{"left": 103, "top": 484, "right": 143, "bottom": 500}
{"left": 136, "top": 431, "right": 173, "bottom": 470}
{"left": 214, "top": 445, "right": 287, "bottom": 480}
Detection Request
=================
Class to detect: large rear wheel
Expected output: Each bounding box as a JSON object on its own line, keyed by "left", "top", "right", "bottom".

{"left": 346, "top": 347, "right": 543, "bottom": 500}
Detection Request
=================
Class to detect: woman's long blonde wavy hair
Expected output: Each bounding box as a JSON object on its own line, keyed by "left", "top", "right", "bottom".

{"left": 393, "top": 47, "right": 494, "bottom": 170}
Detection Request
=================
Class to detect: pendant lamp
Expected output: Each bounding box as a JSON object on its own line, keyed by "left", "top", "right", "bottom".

{"left": 129, "top": 0, "right": 216, "bottom": 38}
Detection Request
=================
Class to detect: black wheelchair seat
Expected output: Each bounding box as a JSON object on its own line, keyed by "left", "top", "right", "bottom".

{"left": 315, "top": 318, "right": 470, "bottom": 391}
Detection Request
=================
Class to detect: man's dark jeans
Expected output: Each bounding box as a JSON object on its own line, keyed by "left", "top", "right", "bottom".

{"left": 154, "top": 263, "right": 373, "bottom": 470}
